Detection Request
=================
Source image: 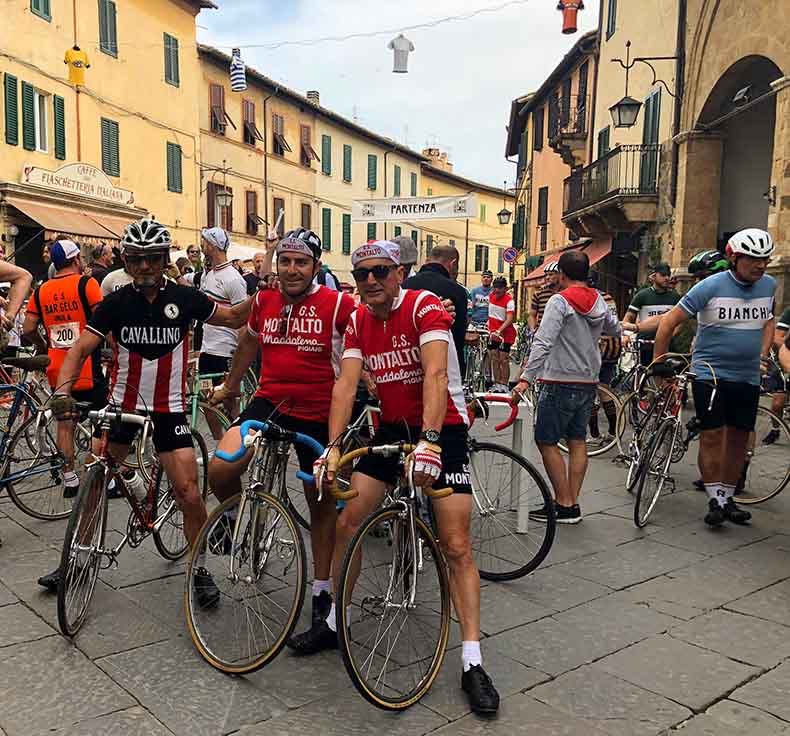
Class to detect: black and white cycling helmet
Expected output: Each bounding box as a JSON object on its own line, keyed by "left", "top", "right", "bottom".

{"left": 544, "top": 261, "right": 559, "bottom": 273}
{"left": 276, "top": 227, "right": 322, "bottom": 261}
{"left": 688, "top": 249, "right": 729, "bottom": 277}
{"left": 725, "top": 228, "right": 774, "bottom": 259}
{"left": 121, "top": 218, "right": 172, "bottom": 256}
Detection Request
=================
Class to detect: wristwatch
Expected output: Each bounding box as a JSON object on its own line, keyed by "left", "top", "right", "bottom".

{"left": 420, "top": 429, "right": 441, "bottom": 444}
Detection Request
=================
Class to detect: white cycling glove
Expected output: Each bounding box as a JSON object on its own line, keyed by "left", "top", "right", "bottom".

{"left": 411, "top": 441, "right": 442, "bottom": 482}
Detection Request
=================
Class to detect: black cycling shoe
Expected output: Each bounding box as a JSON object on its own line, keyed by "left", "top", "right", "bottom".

{"left": 37, "top": 567, "right": 61, "bottom": 591}
{"left": 311, "top": 590, "right": 332, "bottom": 627}
{"left": 286, "top": 619, "right": 338, "bottom": 655}
{"left": 193, "top": 566, "right": 220, "bottom": 609}
{"left": 693, "top": 479, "right": 705, "bottom": 492}
{"left": 63, "top": 482, "right": 80, "bottom": 499}
{"left": 461, "top": 664, "right": 500, "bottom": 716}
{"left": 704, "top": 499, "right": 725, "bottom": 528}
{"left": 723, "top": 498, "right": 751, "bottom": 525}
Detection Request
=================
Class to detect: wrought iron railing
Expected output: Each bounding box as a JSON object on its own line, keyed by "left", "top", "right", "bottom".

{"left": 563, "top": 143, "right": 661, "bottom": 216}
{"left": 548, "top": 94, "right": 589, "bottom": 143}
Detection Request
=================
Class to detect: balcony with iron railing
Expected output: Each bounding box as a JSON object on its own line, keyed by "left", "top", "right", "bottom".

{"left": 562, "top": 143, "right": 661, "bottom": 236}
{"left": 548, "top": 94, "right": 589, "bottom": 166}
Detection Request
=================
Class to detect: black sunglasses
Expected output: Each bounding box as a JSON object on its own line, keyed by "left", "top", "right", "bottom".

{"left": 187, "top": 249, "right": 199, "bottom": 256}
{"left": 126, "top": 254, "right": 166, "bottom": 266}
{"left": 351, "top": 264, "right": 397, "bottom": 282}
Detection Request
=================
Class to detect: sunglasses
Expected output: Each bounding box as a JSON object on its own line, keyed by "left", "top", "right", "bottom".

{"left": 187, "top": 250, "right": 199, "bottom": 256}
{"left": 126, "top": 254, "right": 166, "bottom": 266}
{"left": 351, "top": 264, "right": 397, "bottom": 282}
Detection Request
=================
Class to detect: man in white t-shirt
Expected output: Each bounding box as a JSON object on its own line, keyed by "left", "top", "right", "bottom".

{"left": 100, "top": 265, "right": 133, "bottom": 296}
{"left": 186, "top": 228, "right": 248, "bottom": 435}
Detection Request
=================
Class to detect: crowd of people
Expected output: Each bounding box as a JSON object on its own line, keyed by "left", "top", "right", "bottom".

{"left": 0, "top": 217, "right": 786, "bottom": 717}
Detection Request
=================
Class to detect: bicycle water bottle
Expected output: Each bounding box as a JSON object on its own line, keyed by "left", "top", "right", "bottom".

{"left": 120, "top": 470, "right": 147, "bottom": 504}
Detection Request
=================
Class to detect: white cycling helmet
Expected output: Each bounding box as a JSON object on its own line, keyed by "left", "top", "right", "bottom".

{"left": 121, "top": 218, "right": 172, "bottom": 256}
{"left": 544, "top": 261, "right": 559, "bottom": 273}
{"left": 726, "top": 228, "right": 774, "bottom": 259}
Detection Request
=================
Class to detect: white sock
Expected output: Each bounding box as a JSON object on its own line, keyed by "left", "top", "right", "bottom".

{"left": 462, "top": 641, "right": 482, "bottom": 672}
{"left": 64, "top": 470, "right": 79, "bottom": 486}
{"left": 312, "top": 579, "right": 331, "bottom": 597}
{"left": 721, "top": 484, "right": 736, "bottom": 503}
{"left": 107, "top": 477, "right": 115, "bottom": 491}
{"left": 326, "top": 603, "right": 336, "bottom": 632}
{"left": 705, "top": 483, "right": 725, "bottom": 506}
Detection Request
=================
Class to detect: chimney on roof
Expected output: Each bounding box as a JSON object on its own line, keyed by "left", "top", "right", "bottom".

{"left": 306, "top": 90, "right": 320, "bottom": 106}
{"left": 422, "top": 147, "right": 453, "bottom": 172}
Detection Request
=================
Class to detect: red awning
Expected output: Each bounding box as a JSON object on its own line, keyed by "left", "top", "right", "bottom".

{"left": 584, "top": 239, "right": 612, "bottom": 266}
{"left": 524, "top": 238, "right": 609, "bottom": 282}
{"left": 524, "top": 253, "right": 561, "bottom": 282}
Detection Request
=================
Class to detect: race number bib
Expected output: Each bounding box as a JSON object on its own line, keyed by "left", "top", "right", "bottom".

{"left": 50, "top": 322, "right": 80, "bottom": 349}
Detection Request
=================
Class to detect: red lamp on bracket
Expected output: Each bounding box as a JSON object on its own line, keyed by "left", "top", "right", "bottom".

{"left": 557, "top": 1, "right": 584, "bottom": 34}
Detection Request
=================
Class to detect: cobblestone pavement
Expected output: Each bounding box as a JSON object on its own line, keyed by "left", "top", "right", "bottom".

{"left": 1, "top": 431, "right": 789, "bottom": 736}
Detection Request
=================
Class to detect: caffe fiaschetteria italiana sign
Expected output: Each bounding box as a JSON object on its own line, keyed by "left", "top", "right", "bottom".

{"left": 22, "top": 163, "right": 134, "bottom": 206}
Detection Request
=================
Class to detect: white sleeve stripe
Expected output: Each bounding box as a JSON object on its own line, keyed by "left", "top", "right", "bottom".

{"left": 86, "top": 324, "right": 107, "bottom": 338}
{"left": 247, "top": 325, "right": 259, "bottom": 337}
{"left": 419, "top": 329, "right": 450, "bottom": 346}
{"left": 342, "top": 348, "right": 363, "bottom": 360}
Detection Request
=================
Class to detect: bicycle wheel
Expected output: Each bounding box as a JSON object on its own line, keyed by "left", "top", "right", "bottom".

{"left": 56, "top": 464, "right": 109, "bottom": 636}
{"left": 735, "top": 406, "right": 790, "bottom": 505}
{"left": 193, "top": 401, "right": 230, "bottom": 462}
{"left": 4, "top": 412, "right": 82, "bottom": 520}
{"left": 634, "top": 418, "right": 676, "bottom": 528}
{"left": 337, "top": 507, "right": 450, "bottom": 711}
{"left": 185, "top": 490, "right": 306, "bottom": 674}
{"left": 153, "top": 430, "right": 209, "bottom": 560}
{"left": 468, "top": 441, "right": 555, "bottom": 580}
{"left": 558, "top": 385, "right": 622, "bottom": 457}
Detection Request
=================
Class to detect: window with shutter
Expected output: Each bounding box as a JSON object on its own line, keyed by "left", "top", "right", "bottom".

{"left": 101, "top": 117, "right": 120, "bottom": 176}
{"left": 300, "top": 125, "right": 319, "bottom": 167}
{"left": 537, "top": 186, "right": 549, "bottom": 225}
{"left": 164, "top": 33, "right": 179, "bottom": 87}
{"left": 342, "top": 214, "right": 351, "bottom": 255}
{"left": 427, "top": 187, "right": 433, "bottom": 196}
{"left": 479, "top": 203, "right": 487, "bottom": 223}
{"left": 394, "top": 226, "right": 401, "bottom": 237}
{"left": 5, "top": 74, "right": 19, "bottom": 146}
{"left": 272, "top": 113, "right": 291, "bottom": 155}
{"left": 246, "top": 191, "right": 260, "bottom": 235}
{"left": 321, "top": 135, "right": 332, "bottom": 175}
{"left": 242, "top": 99, "right": 262, "bottom": 145}
{"left": 99, "top": 0, "right": 118, "bottom": 57}
{"left": 21, "top": 81, "right": 35, "bottom": 151}
{"left": 411, "top": 230, "right": 418, "bottom": 247}
{"left": 301, "top": 203, "right": 311, "bottom": 229}
{"left": 322, "top": 208, "right": 332, "bottom": 251}
{"left": 166, "top": 142, "right": 182, "bottom": 193}
{"left": 497, "top": 248, "right": 504, "bottom": 274}
{"left": 533, "top": 108, "right": 544, "bottom": 151}
{"left": 426, "top": 235, "right": 434, "bottom": 257}
{"left": 367, "top": 154, "right": 377, "bottom": 190}
{"left": 393, "top": 165, "right": 401, "bottom": 196}
{"left": 31, "top": 0, "right": 51, "bottom": 21}
{"left": 577, "top": 61, "right": 589, "bottom": 133}
{"left": 410, "top": 171, "right": 417, "bottom": 197}
{"left": 597, "top": 127, "right": 610, "bottom": 158}
{"left": 367, "top": 223, "right": 376, "bottom": 241}
{"left": 606, "top": 0, "right": 617, "bottom": 39}
{"left": 342, "top": 144, "right": 352, "bottom": 182}
{"left": 217, "top": 186, "right": 233, "bottom": 232}
{"left": 53, "top": 95, "right": 65, "bottom": 159}
{"left": 272, "top": 197, "right": 285, "bottom": 236}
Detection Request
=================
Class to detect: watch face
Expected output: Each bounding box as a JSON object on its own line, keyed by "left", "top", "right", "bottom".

{"left": 423, "top": 430, "right": 440, "bottom": 444}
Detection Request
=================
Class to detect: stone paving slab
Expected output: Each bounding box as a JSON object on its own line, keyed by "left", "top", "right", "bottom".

{"left": 97, "top": 638, "right": 287, "bottom": 736}
{"left": 530, "top": 666, "right": 692, "bottom": 736}
{"left": 647, "top": 519, "right": 774, "bottom": 556}
{"left": 120, "top": 573, "right": 186, "bottom": 633}
{"left": 502, "top": 566, "right": 611, "bottom": 613}
{"left": 0, "top": 516, "right": 52, "bottom": 555}
{"left": 730, "top": 660, "right": 790, "bottom": 722}
{"left": 0, "top": 602, "right": 55, "bottom": 647}
{"left": 668, "top": 714, "right": 751, "bottom": 735}
{"left": 478, "top": 584, "right": 554, "bottom": 636}
{"left": 0, "top": 580, "right": 18, "bottom": 607}
{"left": 602, "top": 489, "right": 707, "bottom": 528}
{"left": 595, "top": 635, "right": 761, "bottom": 711}
{"left": 670, "top": 609, "right": 790, "bottom": 669}
{"left": 705, "top": 699, "right": 790, "bottom": 734}
{"left": 0, "top": 636, "right": 136, "bottom": 736}
{"left": 613, "top": 583, "right": 706, "bottom": 621}
{"left": 551, "top": 538, "right": 705, "bottom": 590}
{"left": 49, "top": 707, "right": 174, "bottom": 736}
{"left": 100, "top": 531, "right": 187, "bottom": 590}
{"left": 726, "top": 578, "right": 790, "bottom": 627}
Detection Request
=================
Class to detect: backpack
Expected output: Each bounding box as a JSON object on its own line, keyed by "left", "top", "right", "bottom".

{"left": 317, "top": 265, "right": 339, "bottom": 290}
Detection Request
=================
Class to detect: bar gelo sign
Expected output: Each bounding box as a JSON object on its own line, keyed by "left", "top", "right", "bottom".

{"left": 22, "top": 163, "right": 134, "bottom": 205}
{"left": 352, "top": 194, "right": 478, "bottom": 223}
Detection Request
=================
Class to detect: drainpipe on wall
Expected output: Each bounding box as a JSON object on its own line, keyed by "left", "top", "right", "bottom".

{"left": 670, "top": 0, "right": 687, "bottom": 207}
{"left": 383, "top": 146, "right": 398, "bottom": 240}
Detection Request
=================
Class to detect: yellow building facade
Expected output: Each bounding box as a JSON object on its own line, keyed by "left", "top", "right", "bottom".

{"left": 0, "top": 0, "right": 212, "bottom": 277}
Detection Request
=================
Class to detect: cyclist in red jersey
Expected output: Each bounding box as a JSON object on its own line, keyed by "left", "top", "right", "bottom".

{"left": 209, "top": 228, "right": 356, "bottom": 645}
{"left": 313, "top": 240, "right": 500, "bottom": 715}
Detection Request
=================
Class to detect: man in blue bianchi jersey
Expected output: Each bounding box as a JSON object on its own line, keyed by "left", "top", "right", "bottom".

{"left": 654, "top": 229, "right": 776, "bottom": 528}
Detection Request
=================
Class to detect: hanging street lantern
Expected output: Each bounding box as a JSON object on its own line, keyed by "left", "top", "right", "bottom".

{"left": 497, "top": 180, "right": 512, "bottom": 225}
{"left": 609, "top": 95, "right": 643, "bottom": 128}
{"left": 557, "top": 1, "right": 584, "bottom": 35}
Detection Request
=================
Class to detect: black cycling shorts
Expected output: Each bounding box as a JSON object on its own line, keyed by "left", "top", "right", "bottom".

{"left": 230, "top": 396, "right": 328, "bottom": 474}
{"left": 488, "top": 341, "right": 512, "bottom": 354}
{"left": 110, "top": 411, "right": 194, "bottom": 454}
{"left": 692, "top": 380, "right": 760, "bottom": 432}
{"left": 354, "top": 423, "right": 471, "bottom": 494}
{"left": 198, "top": 353, "right": 232, "bottom": 387}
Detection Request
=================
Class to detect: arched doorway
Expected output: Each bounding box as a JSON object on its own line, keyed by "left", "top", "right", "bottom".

{"left": 697, "top": 56, "right": 783, "bottom": 248}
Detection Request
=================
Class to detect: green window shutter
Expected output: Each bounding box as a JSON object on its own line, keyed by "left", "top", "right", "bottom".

{"left": 321, "top": 135, "right": 331, "bottom": 175}
{"left": 343, "top": 144, "right": 352, "bottom": 182}
{"left": 53, "top": 95, "right": 65, "bottom": 159}
{"left": 21, "top": 81, "right": 35, "bottom": 151}
{"left": 31, "top": 0, "right": 51, "bottom": 21}
{"left": 99, "top": 0, "right": 118, "bottom": 57}
{"left": 394, "top": 226, "right": 401, "bottom": 237}
{"left": 411, "top": 230, "right": 418, "bottom": 246}
{"left": 393, "top": 165, "right": 401, "bottom": 196}
{"left": 101, "top": 117, "right": 119, "bottom": 176}
{"left": 367, "top": 154, "right": 377, "bottom": 190}
{"left": 342, "top": 213, "right": 351, "bottom": 255}
{"left": 4, "top": 74, "right": 18, "bottom": 146}
{"left": 164, "top": 34, "right": 179, "bottom": 86}
{"left": 322, "top": 208, "right": 331, "bottom": 251}
{"left": 410, "top": 172, "right": 417, "bottom": 197}
{"left": 367, "top": 223, "right": 376, "bottom": 241}
{"left": 480, "top": 203, "right": 487, "bottom": 222}
{"left": 167, "top": 142, "right": 182, "bottom": 193}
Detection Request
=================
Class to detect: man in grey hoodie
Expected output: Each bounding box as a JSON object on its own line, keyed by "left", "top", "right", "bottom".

{"left": 512, "top": 250, "right": 621, "bottom": 524}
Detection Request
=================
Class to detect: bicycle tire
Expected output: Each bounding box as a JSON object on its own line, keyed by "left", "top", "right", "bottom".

{"left": 184, "top": 490, "right": 306, "bottom": 674}
{"left": 337, "top": 507, "right": 450, "bottom": 710}
{"left": 153, "top": 429, "right": 209, "bottom": 560}
{"left": 634, "top": 418, "right": 676, "bottom": 528}
{"left": 468, "top": 441, "right": 555, "bottom": 581}
{"left": 557, "top": 385, "right": 622, "bottom": 457}
{"left": 735, "top": 406, "right": 790, "bottom": 505}
{"left": 56, "top": 464, "right": 108, "bottom": 636}
{"left": 4, "top": 412, "right": 77, "bottom": 520}
{"left": 194, "top": 401, "right": 230, "bottom": 461}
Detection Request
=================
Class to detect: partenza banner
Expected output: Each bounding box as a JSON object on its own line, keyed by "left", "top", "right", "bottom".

{"left": 352, "top": 194, "right": 478, "bottom": 223}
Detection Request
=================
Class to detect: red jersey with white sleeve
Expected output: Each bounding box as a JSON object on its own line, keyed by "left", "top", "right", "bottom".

{"left": 343, "top": 289, "right": 469, "bottom": 428}
{"left": 488, "top": 291, "right": 516, "bottom": 343}
{"left": 247, "top": 284, "right": 355, "bottom": 421}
